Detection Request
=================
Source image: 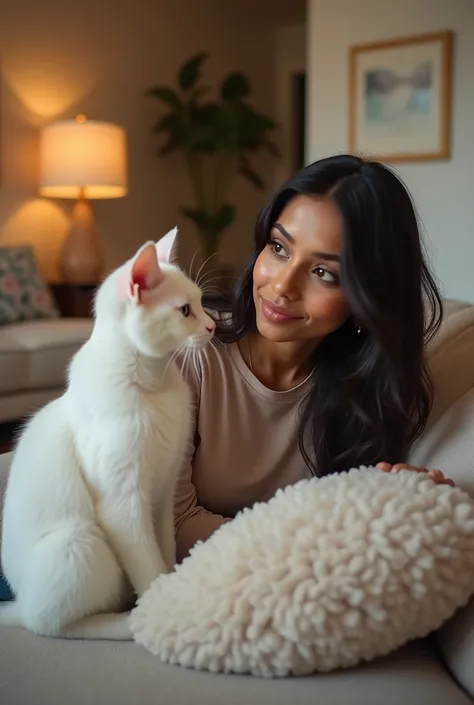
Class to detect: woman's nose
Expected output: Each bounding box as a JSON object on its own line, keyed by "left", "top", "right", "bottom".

{"left": 273, "top": 267, "right": 299, "bottom": 300}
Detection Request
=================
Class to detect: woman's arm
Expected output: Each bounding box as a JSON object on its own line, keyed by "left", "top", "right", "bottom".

{"left": 174, "top": 457, "right": 230, "bottom": 563}
{"left": 173, "top": 349, "right": 230, "bottom": 563}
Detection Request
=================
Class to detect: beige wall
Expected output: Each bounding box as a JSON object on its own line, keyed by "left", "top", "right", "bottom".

{"left": 273, "top": 24, "right": 306, "bottom": 186}
{"left": 307, "top": 0, "right": 474, "bottom": 303}
{"left": 0, "top": 0, "right": 305, "bottom": 281}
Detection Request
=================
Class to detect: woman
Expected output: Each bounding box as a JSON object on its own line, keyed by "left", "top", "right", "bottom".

{"left": 175, "top": 154, "right": 453, "bottom": 563}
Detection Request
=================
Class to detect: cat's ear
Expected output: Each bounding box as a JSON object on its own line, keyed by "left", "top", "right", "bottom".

{"left": 129, "top": 241, "right": 164, "bottom": 304}
{"left": 156, "top": 226, "right": 178, "bottom": 264}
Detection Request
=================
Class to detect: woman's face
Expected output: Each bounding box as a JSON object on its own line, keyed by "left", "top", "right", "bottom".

{"left": 252, "top": 194, "right": 350, "bottom": 344}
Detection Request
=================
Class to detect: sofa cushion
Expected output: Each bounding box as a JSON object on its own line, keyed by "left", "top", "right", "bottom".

{"left": 424, "top": 300, "right": 474, "bottom": 430}
{"left": 0, "top": 633, "right": 471, "bottom": 705}
{"left": 411, "top": 387, "right": 474, "bottom": 699}
{"left": 0, "top": 246, "right": 59, "bottom": 325}
{"left": 0, "top": 319, "right": 93, "bottom": 394}
{"left": 439, "top": 599, "right": 474, "bottom": 698}
{"left": 410, "top": 302, "right": 474, "bottom": 697}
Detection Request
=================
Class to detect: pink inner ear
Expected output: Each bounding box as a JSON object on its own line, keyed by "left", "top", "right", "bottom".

{"left": 130, "top": 243, "right": 163, "bottom": 293}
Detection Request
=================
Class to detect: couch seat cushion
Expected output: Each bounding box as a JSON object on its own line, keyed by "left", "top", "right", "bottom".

{"left": 0, "top": 319, "right": 93, "bottom": 394}
{"left": 0, "top": 634, "right": 471, "bottom": 705}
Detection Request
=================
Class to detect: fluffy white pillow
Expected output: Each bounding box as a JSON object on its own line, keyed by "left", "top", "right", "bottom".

{"left": 131, "top": 467, "right": 474, "bottom": 677}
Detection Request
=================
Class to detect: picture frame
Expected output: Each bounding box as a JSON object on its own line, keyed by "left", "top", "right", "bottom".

{"left": 349, "top": 31, "right": 453, "bottom": 162}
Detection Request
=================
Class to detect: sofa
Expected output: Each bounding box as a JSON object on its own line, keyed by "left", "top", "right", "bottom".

{"left": 0, "top": 244, "right": 93, "bottom": 425}
{"left": 1, "top": 299, "right": 474, "bottom": 705}
{"left": 0, "top": 318, "right": 94, "bottom": 424}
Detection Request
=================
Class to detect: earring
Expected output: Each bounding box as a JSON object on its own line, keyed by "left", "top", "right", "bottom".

{"left": 356, "top": 325, "right": 361, "bottom": 334}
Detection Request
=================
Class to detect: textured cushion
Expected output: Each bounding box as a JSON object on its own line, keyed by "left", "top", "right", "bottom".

{"left": 0, "top": 246, "right": 58, "bottom": 325}
{"left": 0, "top": 631, "right": 471, "bottom": 705}
{"left": 0, "top": 319, "right": 93, "bottom": 394}
{"left": 131, "top": 468, "right": 474, "bottom": 678}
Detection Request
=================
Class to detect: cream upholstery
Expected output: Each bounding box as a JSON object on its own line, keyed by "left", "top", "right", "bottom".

{"left": 0, "top": 318, "right": 93, "bottom": 422}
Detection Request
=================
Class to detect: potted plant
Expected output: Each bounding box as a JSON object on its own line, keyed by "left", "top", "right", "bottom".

{"left": 146, "top": 53, "right": 279, "bottom": 281}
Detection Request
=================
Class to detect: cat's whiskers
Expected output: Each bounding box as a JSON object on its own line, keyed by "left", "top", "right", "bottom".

{"left": 201, "top": 288, "right": 223, "bottom": 298}
{"left": 195, "top": 253, "right": 220, "bottom": 288}
{"left": 187, "top": 249, "right": 200, "bottom": 282}
{"left": 199, "top": 271, "right": 238, "bottom": 289}
{"left": 210, "top": 336, "right": 225, "bottom": 353}
{"left": 179, "top": 345, "right": 201, "bottom": 383}
{"left": 196, "top": 266, "right": 223, "bottom": 284}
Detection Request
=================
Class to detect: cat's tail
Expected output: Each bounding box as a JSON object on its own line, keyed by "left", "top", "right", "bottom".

{"left": 0, "top": 601, "right": 22, "bottom": 627}
{"left": 0, "top": 603, "right": 132, "bottom": 641}
{"left": 61, "top": 612, "right": 133, "bottom": 641}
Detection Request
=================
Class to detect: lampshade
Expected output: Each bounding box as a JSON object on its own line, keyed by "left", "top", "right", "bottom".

{"left": 39, "top": 116, "right": 127, "bottom": 199}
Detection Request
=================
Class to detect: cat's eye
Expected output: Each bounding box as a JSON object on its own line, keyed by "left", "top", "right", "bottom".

{"left": 180, "top": 304, "right": 190, "bottom": 318}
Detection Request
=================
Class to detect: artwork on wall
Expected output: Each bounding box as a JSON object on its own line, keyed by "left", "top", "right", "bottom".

{"left": 349, "top": 31, "right": 453, "bottom": 163}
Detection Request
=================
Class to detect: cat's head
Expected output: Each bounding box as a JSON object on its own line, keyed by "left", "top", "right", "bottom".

{"left": 97, "top": 228, "right": 216, "bottom": 358}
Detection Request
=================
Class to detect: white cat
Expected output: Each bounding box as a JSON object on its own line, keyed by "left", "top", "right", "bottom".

{"left": 0, "top": 227, "right": 215, "bottom": 640}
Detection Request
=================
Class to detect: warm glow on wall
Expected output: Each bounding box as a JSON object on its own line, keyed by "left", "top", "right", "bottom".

{"left": 3, "top": 67, "right": 90, "bottom": 122}
{"left": 0, "top": 200, "right": 70, "bottom": 283}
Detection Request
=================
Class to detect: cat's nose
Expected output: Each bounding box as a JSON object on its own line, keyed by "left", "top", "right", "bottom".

{"left": 206, "top": 324, "right": 215, "bottom": 335}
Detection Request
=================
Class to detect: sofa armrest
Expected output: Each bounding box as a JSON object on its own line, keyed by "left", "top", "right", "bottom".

{"left": 438, "top": 599, "right": 474, "bottom": 698}
{"left": 409, "top": 384, "right": 474, "bottom": 696}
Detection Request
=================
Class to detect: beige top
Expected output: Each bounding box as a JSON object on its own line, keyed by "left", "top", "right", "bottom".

{"left": 174, "top": 341, "right": 313, "bottom": 561}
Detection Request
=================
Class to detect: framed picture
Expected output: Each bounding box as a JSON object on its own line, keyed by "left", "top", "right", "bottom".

{"left": 349, "top": 31, "right": 453, "bottom": 162}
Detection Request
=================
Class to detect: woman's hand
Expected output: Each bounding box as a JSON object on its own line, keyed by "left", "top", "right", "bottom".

{"left": 376, "top": 462, "right": 455, "bottom": 487}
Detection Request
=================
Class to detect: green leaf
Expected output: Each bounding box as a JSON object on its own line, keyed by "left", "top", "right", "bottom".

{"left": 158, "top": 135, "right": 181, "bottom": 155}
{"left": 180, "top": 207, "right": 212, "bottom": 231}
{"left": 221, "top": 73, "right": 250, "bottom": 102}
{"left": 178, "top": 52, "right": 208, "bottom": 91}
{"left": 238, "top": 158, "right": 264, "bottom": 189}
{"left": 230, "top": 103, "right": 277, "bottom": 151}
{"left": 146, "top": 86, "right": 183, "bottom": 111}
{"left": 153, "top": 114, "right": 179, "bottom": 133}
{"left": 180, "top": 205, "right": 235, "bottom": 236}
{"left": 213, "top": 204, "right": 235, "bottom": 232}
{"left": 262, "top": 139, "right": 280, "bottom": 157}
{"left": 153, "top": 113, "right": 183, "bottom": 155}
{"left": 189, "top": 86, "right": 210, "bottom": 104}
{"left": 185, "top": 124, "right": 216, "bottom": 152}
{"left": 183, "top": 104, "right": 221, "bottom": 152}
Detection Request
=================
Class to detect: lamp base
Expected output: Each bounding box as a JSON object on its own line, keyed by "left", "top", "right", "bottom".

{"left": 60, "top": 196, "right": 104, "bottom": 283}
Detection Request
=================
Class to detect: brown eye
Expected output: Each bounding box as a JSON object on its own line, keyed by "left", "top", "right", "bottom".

{"left": 314, "top": 267, "right": 338, "bottom": 284}
{"left": 180, "top": 304, "right": 190, "bottom": 317}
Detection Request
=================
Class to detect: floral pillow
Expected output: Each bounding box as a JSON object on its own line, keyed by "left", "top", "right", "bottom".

{"left": 0, "top": 246, "right": 59, "bottom": 325}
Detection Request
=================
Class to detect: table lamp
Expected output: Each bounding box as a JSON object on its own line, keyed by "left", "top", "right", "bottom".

{"left": 39, "top": 114, "right": 127, "bottom": 283}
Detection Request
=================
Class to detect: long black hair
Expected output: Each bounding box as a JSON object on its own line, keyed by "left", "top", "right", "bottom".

{"left": 215, "top": 154, "right": 442, "bottom": 475}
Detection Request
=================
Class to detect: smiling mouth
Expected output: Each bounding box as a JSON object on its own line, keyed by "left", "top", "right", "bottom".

{"left": 260, "top": 299, "right": 302, "bottom": 324}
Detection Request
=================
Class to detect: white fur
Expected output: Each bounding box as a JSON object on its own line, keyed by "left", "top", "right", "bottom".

{"left": 130, "top": 467, "right": 474, "bottom": 677}
{"left": 0, "top": 228, "right": 215, "bottom": 641}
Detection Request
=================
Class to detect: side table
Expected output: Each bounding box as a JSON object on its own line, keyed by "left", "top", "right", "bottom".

{"left": 50, "top": 283, "right": 98, "bottom": 318}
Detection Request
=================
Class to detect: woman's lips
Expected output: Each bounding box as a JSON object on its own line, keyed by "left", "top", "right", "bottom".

{"left": 261, "top": 299, "right": 301, "bottom": 324}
